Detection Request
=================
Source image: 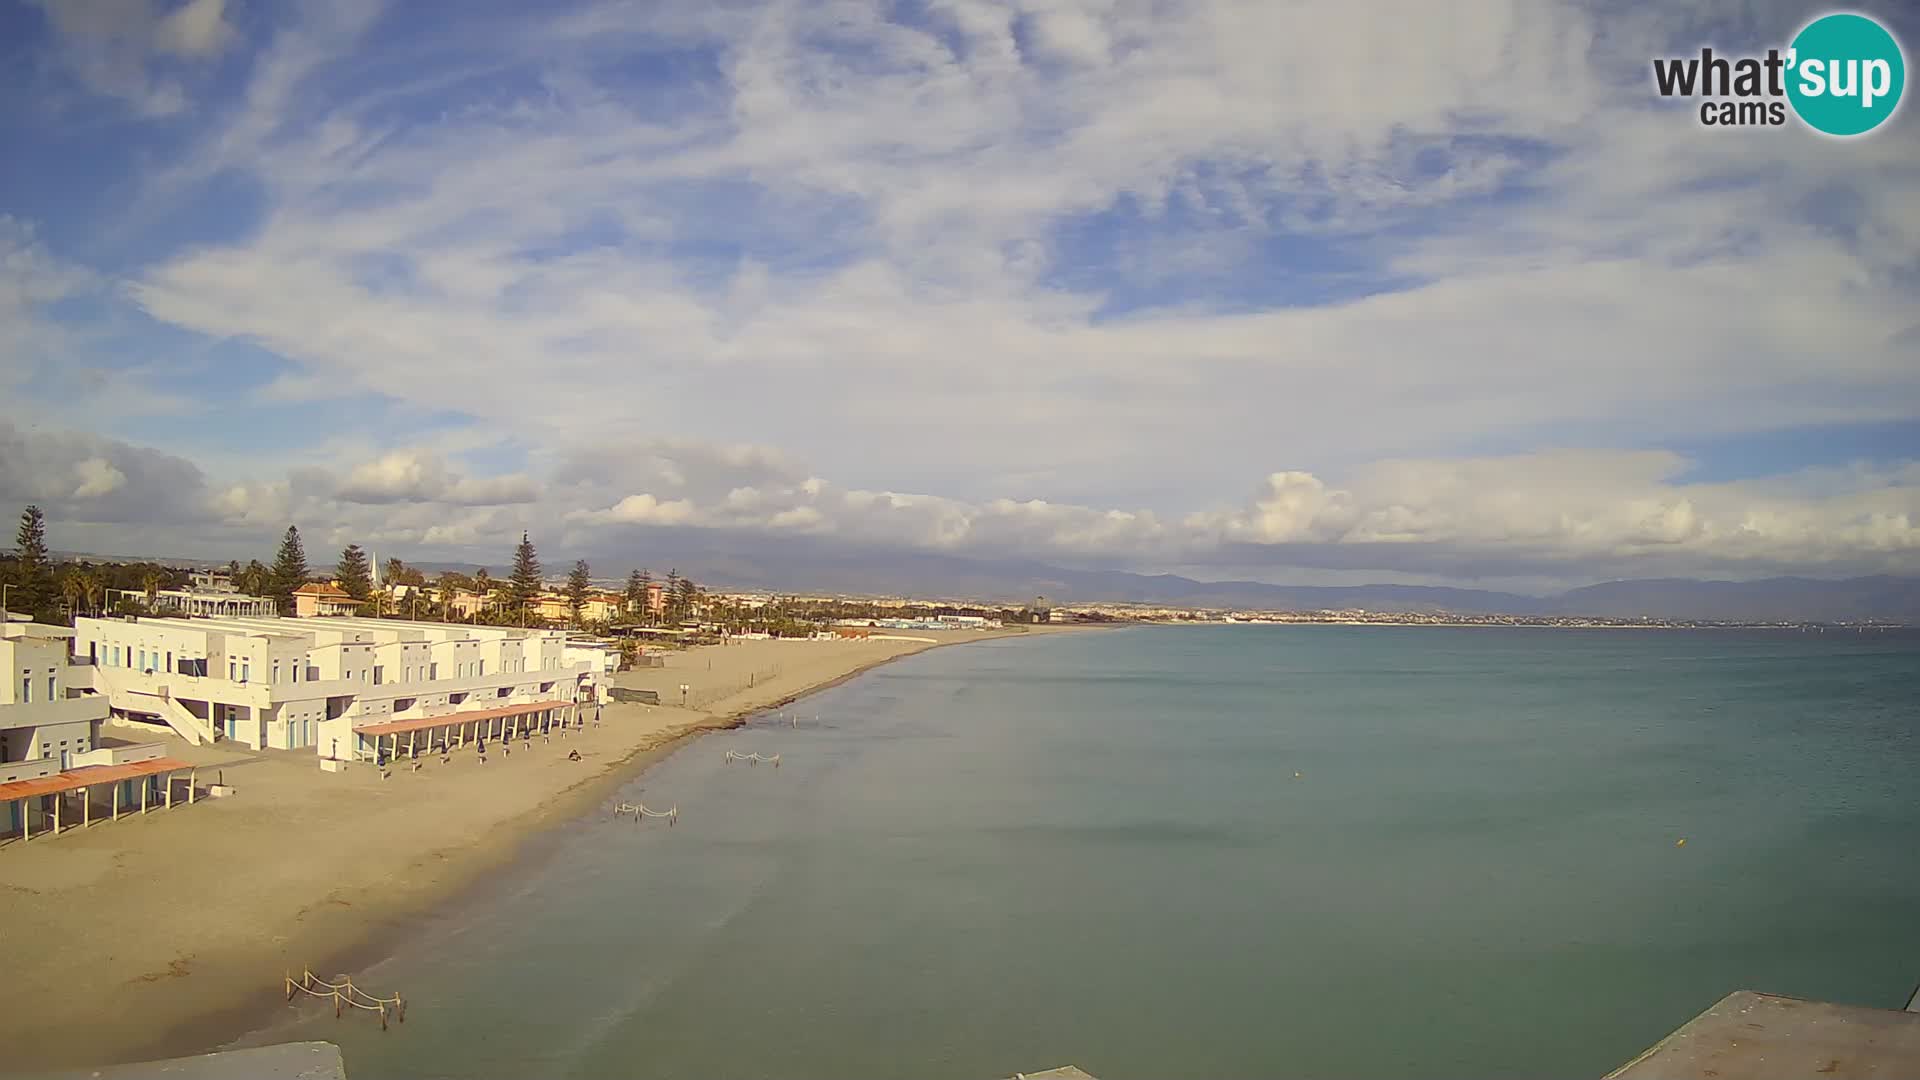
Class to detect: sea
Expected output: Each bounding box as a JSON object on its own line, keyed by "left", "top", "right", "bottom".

{"left": 255, "top": 625, "right": 1920, "bottom": 1079}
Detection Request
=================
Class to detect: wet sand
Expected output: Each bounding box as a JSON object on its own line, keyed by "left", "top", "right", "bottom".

{"left": 0, "top": 628, "right": 1061, "bottom": 1075}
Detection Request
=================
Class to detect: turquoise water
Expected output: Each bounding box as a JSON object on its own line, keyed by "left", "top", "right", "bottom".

{"left": 261, "top": 627, "right": 1920, "bottom": 1079}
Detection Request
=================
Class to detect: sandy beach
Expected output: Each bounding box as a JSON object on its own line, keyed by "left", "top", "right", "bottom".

{"left": 0, "top": 627, "right": 1062, "bottom": 1075}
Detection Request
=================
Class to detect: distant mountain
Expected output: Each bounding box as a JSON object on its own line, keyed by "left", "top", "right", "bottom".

{"left": 1551, "top": 576, "right": 1920, "bottom": 622}
{"left": 35, "top": 537, "right": 1920, "bottom": 623}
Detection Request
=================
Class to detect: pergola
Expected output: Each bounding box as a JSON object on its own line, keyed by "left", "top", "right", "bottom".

{"left": 351, "top": 700, "right": 579, "bottom": 762}
{"left": 1, "top": 757, "right": 197, "bottom": 844}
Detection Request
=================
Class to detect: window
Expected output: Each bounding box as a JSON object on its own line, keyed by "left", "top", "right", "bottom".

{"left": 138, "top": 649, "right": 147, "bottom": 671}
{"left": 241, "top": 660, "right": 250, "bottom": 683}
{"left": 166, "top": 651, "right": 173, "bottom": 672}
{"left": 430, "top": 663, "right": 439, "bottom": 680}
{"left": 48, "top": 675, "right": 56, "bottom": 699}
{"left": 20, "top": 677, "right": 29, "bottom": 703}
{"left": 373, "top": 665, "right": 383, "bottom": 686}
{"left": 273, "top": 660, "right": 280, "bottom": 684}
{"left": 477, "top": 660, "right": 485, "bottom": 677}
{"left": 228, "top": 659, "right": 236, "bottom": 680}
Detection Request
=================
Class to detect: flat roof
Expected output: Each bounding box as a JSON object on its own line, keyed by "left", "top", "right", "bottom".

{"left": 1606, "top": 991, "right": 1920, "bottom": 1079}
{"left": 354, "top": 700, "right": 573, "bottom": 738}
{"left": 0, "top": 757, "right": 195, "bottom": 802}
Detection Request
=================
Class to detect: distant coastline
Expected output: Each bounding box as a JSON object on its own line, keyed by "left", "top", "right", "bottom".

{"left": 1055, "top": 613, "right": 1916, "bottom": 631}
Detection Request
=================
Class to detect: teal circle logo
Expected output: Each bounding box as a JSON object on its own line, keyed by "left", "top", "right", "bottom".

{"left": 1786, "top": 12, "right": 1906, "bottom": 136}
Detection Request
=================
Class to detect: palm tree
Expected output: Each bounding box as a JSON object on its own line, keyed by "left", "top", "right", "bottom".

{"left": 79, "top": 572, "right": 103, "bottom": 617}
{"left": 59, "top": 570, "right": 84, "bottom": 622}
{"left": 141, "top": 571, "right": 162, "bottom": 606}
{"left": 472, "top": 569, "right": 493, "bottom": 621}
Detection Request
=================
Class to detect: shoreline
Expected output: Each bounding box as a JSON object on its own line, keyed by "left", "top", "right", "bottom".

{"left": 201, "top": 639, "right": 947, "bottom": 1059}
{"left": 0, "top": 628, "right": 1068, "bottom": 1076}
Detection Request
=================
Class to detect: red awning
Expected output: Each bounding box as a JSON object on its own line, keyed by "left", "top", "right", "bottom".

{"left": 354, "top": 700, "right": 572, "bottom": 738}
{"left": 0, "top": 757, "right": 194, "bottom": 802}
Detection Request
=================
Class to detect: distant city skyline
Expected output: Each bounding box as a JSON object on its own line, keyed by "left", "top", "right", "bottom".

{"left": 2, "top": 0, "right": 1917, "bottom": 589}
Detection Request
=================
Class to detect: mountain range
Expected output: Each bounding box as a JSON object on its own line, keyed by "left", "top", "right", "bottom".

{"left": 41, "top": 544, "right": 1920, "bottom": 623}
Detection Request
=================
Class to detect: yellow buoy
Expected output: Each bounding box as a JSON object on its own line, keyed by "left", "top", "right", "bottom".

{"left": 1675, "top": 838, "right": 1687, "bottom": 847}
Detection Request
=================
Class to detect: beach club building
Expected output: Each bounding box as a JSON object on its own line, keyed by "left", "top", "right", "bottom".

{"left": 71, "top": 614, "right": 603, "bottom": 760}
{"left": 3, "top": 620, "right": 196, "bottom": 843}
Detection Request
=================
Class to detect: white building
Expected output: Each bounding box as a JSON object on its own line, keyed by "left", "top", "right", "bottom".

{"left": 72, "top": 614, "right": 600, "bottom": 759}
{"left": 563, "top": 638, "right": 622, "bottom": 680}
{"left": 1, "top": 621, "right": 195, "bottom": 841}
{"left": 2, "top": 622, "right": 110, "bottom": 771}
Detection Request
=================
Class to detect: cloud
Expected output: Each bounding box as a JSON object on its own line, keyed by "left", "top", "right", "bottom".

{"left": 0, "top": 420, "right": 208, "bottom": 528}
{"left": 8, "top": 1, "right": 1919, "bottom": 585}
{"left": 26, "top": 0, "right": 238, "bottom": 116}
{"left": 336, "top": 450, "right": 538, "bottom": 506}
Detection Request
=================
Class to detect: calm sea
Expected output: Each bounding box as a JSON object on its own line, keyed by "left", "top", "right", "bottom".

{"left": 258, "top": 626, "right": 1920, "bottom": 1079}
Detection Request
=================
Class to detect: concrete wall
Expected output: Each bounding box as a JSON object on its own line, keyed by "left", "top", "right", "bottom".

{"left": 0, "top": 756, "right": 58, "bottom": 784}
{"left": 68, "top": 740, "right": 163, "bottom": 768}
{"left": 2, "top": 636, "right": 70, "bottom": 705}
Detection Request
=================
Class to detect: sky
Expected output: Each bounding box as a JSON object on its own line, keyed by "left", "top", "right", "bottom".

{"left": 1, "top": 0, "right": 1917, "bottom": 594}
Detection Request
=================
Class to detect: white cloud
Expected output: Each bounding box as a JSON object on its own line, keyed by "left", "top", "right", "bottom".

{"left": 11, "top": 1, "right": 1920, "bottom": 583}
{"left": 336, "top": 450, "right": 537, "bottom": 506}
{"left": 71, "top": 457, "right": 128, "bottom": 498}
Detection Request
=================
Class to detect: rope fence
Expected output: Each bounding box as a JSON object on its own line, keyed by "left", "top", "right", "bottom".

{"left": 724, "top": 751, "right": 781, "bottom": 767}
{"left": 286, "top": 968, "right": 406, "bottom": 1030}
{"left": 681, "top": 666, "right": 785, "bottom": 710}
{"left": 613, "top": 801, "right": 678, "bottom": 823}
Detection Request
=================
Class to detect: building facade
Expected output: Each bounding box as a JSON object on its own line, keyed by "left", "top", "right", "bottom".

{"left": 1, "top": 622, "right": 111, "bottom": 773}
{"left": 292, "top": 583, "right": 363, "bottom": 618}
{"left": 72, "top": 615, "right": 600, "bottom": 757}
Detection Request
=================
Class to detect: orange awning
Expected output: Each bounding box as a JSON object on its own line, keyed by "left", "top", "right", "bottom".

{"left": 354, "top": 700, "right": 572, "bottom": 738}
{"left": 0, "top": 757, "right": 194, "bottom": 802}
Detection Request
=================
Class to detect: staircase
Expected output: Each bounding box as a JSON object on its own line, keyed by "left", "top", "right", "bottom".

{"left": 87, "top": 664, "right": 220, "bottom": 746}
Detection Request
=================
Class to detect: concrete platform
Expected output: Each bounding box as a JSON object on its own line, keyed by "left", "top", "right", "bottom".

{"left": 1606, "top": 991, "right": 1920, "bottom": 1079}
{"left": 1007, "top": 1070, "right": 1097, "bottom": 1080}
{"left": 33, "top": 1042, "right": 346, "bottom": 1080}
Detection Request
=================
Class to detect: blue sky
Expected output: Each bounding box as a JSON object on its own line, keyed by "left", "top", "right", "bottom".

{"left": 2, "top": 0, "right": 1917, "bottom": 591}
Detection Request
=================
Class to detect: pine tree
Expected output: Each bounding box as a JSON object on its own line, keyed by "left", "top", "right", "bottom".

{"left": 566, "top": 560, "right": 592, "bottom": 627}
{"left": 10, "top": 505, "right": 54, "bottom": 620}
{"left": 676, "top": 575, "right": 698, "bottom": 621}
{"left": 507, "top": 532, "right": 542, "bottom": 623}
{"left": 663, "top": 568, "right": 681, "bottom": 622}
{"left": 271, "top": 526, "right": 309, "bottom": 613}
{"left": 336, "top": 544, "right": 373, "bottom": 601}
{"left": 637, "top": 568, "right": 653, "bottom": 624}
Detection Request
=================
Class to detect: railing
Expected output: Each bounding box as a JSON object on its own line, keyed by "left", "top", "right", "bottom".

{"left": 612, "top": 801, "right": 677, "bottom": 824}
{"left": 285, "top": 968, "right": 406, "bottom": 1030}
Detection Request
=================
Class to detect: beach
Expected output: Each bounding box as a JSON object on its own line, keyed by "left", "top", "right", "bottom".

{"left": 0, "top": 628, "right": 1058, "bottom": 1075}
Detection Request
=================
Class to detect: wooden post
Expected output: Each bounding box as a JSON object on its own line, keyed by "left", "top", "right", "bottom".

{"left": 165, "top": 769, "right": 174, "bottom": 809}
{"left": 83, "top": 786, "right": 91, "bottom": 828}
{"left": 112, "top": 780, "right": 120, "bottom": 822}
{"left": 54, "top": 790, "right": 61, "bottom": 835}
{"left": 141, "top": 776, "right": 149, "bottom": 814}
